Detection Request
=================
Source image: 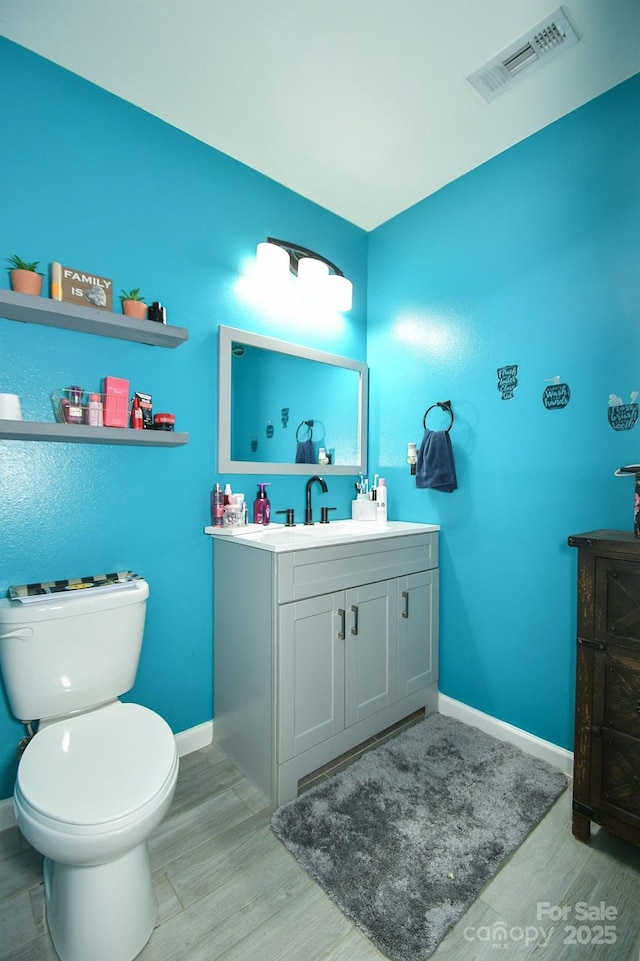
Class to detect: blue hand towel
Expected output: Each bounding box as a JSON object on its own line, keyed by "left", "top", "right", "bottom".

{"left": 416, "top": 429, "right": 457, "bottom": 492}
{"left": 295, "top": 439, "right": 315, "bottom": 464}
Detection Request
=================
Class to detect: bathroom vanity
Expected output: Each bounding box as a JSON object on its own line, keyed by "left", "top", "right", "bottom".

{"left": 208, "top": 521, "right": 439, "bottom": 807}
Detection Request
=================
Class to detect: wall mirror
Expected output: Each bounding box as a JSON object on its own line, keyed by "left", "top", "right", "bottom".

{"left": 218, "top": 325, "right": 368, "bottom": 474}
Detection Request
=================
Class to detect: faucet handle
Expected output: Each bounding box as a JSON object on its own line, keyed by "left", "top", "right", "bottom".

{"left": 320, "top": 507, "right": 337, "bottom": 525}
{"left": 275, "top": 508, "right": 296, "bottom": 527}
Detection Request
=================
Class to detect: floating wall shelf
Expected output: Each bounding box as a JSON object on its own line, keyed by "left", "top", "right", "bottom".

{"left": 0, "top": 420, "right": 189, "bottom": 447}
{"left": 0, "top": 289, "right": 188, "bottom": 348}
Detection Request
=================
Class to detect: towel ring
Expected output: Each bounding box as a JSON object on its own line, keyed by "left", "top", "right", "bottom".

{"left": 423, "top": 401, "right": 454, "bottom": 432}
{"left": 296, "top": 419, "right": 314, "bottom": 441}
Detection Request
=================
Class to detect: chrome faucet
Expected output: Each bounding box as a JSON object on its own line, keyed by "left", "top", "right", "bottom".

{"left": 304, "top": 475, "right": 328, "bottom": 525}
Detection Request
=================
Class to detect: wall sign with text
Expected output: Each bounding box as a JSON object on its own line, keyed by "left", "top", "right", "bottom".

{"left": 50, "top": 262, "right": 113, "bottom": 311}
{"left": 608, "top": 392, "right": 639, "bottom": 431}
{"left": 542, "top": 376, "right": 570, "bottom": 410}
{"left": 497, "top": 365, "right": 518, "bottom": 400}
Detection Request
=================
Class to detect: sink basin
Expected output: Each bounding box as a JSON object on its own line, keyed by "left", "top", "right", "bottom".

{"left": 299, "top": 520, "right": 389, "bottom": 537}
{"left": 242, "top": 520, "right": 390, "bottom": 541}
{"left": 238, "top": 527, "right": 310, "bottom": 546}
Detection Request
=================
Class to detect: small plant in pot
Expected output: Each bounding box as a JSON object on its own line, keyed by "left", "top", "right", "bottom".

{"left": 7, "top": 255, "right": 44, "bottom": 296}
{"left": 120, "top": 288, "right": 147, "bottom": 320}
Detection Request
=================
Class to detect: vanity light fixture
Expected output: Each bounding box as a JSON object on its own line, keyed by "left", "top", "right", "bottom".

{"left": 256, "top": 238, "right": 353, "bottom": 312}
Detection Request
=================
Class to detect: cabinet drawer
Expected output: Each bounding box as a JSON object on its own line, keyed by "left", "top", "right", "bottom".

{"left": 593, "top": 648, "right": 640, "bottom": 740}
{"left": 275, "top": 532, "right": 437, "bottom": 603}
{"left": 593, "top": 730, "right": 640, "bottom": 825}
{"left": 595, "top": 558, "right": 640, "bottom": 650}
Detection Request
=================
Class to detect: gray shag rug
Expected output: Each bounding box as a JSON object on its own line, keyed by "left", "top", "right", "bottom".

{"left": 271, "top": 713, "right": 568, "bottom": 961}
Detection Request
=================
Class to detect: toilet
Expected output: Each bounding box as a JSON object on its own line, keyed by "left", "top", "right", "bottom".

{"left": 0, "top": 579, "right": 179, "bottom": 961}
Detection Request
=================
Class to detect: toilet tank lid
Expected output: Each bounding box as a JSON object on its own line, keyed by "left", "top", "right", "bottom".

{"left": 0, "top": 577, "right": 149, "bottom": 624}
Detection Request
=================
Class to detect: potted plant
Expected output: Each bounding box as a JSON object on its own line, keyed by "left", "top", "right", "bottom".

{"left": 119, "top": 288, "right": 147, "bottom": 320}
{"left": 7, "top": 255, "right": 43, "bottom": 296}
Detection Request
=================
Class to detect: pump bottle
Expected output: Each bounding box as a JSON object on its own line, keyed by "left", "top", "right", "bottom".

{"left": 253, "top": 483, "right": 271, "bottom": 525}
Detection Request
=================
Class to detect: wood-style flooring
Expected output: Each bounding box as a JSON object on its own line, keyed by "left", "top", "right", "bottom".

{"left": 1, "top": 730, "right": 639, "bottom": 961}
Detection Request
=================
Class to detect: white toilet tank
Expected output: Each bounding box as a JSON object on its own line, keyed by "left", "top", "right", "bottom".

{"left": 0, "top": 579, "right": 149, "bottom": 722}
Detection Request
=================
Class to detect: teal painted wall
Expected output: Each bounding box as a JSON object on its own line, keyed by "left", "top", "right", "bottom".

{"left": 0, "top": 40, "right": 367, "bottom": 799}
{"left": 367, "top": 73, "right": 640, "bottom": 750}
{"left": 1, "top": 36, "right": 638, "bottom": 802}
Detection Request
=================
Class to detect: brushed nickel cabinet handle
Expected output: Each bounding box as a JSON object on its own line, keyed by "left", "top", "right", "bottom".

{"left": 350, "top": 604, "right": 359, "bottom": 636}
{"left": 337, "top": 608, "right": 345, "bottom": 640}
{"left": 401, "top": 590, "right": 409, "bottom": 619}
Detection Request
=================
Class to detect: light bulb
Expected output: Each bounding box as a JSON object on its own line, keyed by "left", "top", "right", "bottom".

{"left": 326, "top": 273, "right": 353, "bottom": 312}
{"left": 256, "top": 241, "right": 290, "bottom": 280}
{"left": 297, "top": 257, "right": 329, "bottom": 293}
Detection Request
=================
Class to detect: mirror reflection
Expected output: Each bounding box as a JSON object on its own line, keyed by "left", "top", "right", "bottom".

{"left": 218, "top": 326, "right": 368, "bottom": 475}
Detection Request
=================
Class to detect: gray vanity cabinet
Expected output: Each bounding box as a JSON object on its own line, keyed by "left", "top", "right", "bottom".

{"left": 213, "top": 528, "right": 439, "bottom": 807}
{"left": 278, "top": 579, "right": 396, "bottom": 762}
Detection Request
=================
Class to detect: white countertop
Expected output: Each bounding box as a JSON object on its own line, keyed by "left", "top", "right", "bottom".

{"left": 204, "top": 519, "right": 439, "bottom": 553}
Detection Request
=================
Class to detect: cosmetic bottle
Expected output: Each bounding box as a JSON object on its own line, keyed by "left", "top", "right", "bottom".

{"left": 130, "top": 396, "right": 143, "bottom": 430}
{"left": 376, "top": 477, "right": 388, "bottom": 523}
{"left": 211, "top": 484, "right": 225, "bottom": 527}
{"left": 223, "top": 483, "right": 233, "bottom": 506}
{"left": 253, "top": 483, "right": 271, "bottom": 526}
{"left": 65, "top": 386, "right": 84, "bottom": 424}
{"left": 87, "top": 393, "right": 103, "bottom": 427}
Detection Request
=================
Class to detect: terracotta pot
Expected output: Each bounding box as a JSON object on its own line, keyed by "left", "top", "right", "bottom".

{"left": 10, "top": 269, "right": 42, "bottom": 296}
{"left": 122, "top": 300, "right": 147, "bottom": 320}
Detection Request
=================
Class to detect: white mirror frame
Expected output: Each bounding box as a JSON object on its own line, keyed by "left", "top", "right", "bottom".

{"left": 218, "top": 325, "right": 368, "bottom": 475}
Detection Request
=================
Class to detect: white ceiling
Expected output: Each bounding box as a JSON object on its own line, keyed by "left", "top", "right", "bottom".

{"left": 1, "top": 0, "right": 639, "bottom": 230}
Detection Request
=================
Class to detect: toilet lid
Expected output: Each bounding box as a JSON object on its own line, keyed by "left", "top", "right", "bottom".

{"left": 17, "top": 702, "right": 177, "bottom": 826}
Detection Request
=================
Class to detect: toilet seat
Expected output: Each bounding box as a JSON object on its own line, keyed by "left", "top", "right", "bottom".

{"left": 16, "top": 701, "right": 177, "bottom": 831}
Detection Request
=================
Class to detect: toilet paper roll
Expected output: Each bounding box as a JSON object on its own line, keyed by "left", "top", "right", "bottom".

{"left": 0, "top": 394, "right": 23, "bottom": 420}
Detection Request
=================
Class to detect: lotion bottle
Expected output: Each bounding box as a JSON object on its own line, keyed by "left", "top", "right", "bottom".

{"left": 87, "top": 393, "right": 103, "bottom": 427}
{"left": 376, "top": 477, "right": 388, "bottom": 523}
{"left": 253, "top": 483, "right": 271, "bottom": 525}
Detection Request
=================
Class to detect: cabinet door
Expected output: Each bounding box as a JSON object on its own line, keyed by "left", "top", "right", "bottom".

{"left": 278, "top": 592, "right": 345, "bottom": 761}
{"left": 344, "top": 581, "right": 396, "bottom": 727}
{"left": 397, "top": 570, "right": 439, "bottom": 698}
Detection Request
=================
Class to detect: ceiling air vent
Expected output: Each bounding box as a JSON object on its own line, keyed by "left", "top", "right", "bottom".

{"left": 467, "top": 7, "right": 579, "bottom": 103}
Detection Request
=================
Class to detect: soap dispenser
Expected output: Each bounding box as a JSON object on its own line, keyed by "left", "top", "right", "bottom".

{"left": 253, "top": 483, "right": 271, "bottom": 526}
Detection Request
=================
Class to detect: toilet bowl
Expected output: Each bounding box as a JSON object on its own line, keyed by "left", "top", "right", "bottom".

{"left": 15, "top": 700, "right": 179, "bottom": 961}
{"left": 0, "top": 578, "right": 179, "bottom": 961}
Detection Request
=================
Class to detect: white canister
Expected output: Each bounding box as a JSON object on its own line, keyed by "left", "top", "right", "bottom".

{"left": 0, "top": 394, "right": 23, "bottom": 420}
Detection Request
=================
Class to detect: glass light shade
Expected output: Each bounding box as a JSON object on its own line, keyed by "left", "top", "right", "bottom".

{"left": 297, "top": 256, "right": 330, "bottom": 291}
{"left": 256, "top": 241, "right": 290, "bottom": 279}
{"left": 326, "top": 273, "right": 353, "bottom": 312}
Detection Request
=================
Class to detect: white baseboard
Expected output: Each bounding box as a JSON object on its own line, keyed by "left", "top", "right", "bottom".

{"left": 174, "top": 720, "right": 213, "bottom": 757}
{"left": 0, "top": 719, "right": 215, "bottom": 833}
{"left": 438, "top": 693, "right": 574, "bottom": 777}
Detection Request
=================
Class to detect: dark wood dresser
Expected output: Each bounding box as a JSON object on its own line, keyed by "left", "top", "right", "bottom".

{"left": 568, "top": 530, "right": 640, "bottom": 846}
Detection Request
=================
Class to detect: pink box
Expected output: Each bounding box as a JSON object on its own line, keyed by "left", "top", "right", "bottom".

{"left": 102, "top": 376, "right": 130, "bottom": 428}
